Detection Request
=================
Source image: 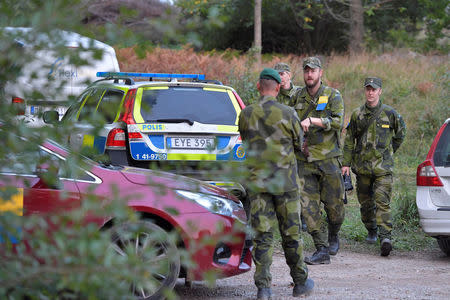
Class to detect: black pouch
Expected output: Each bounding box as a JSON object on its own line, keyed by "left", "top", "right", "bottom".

{"left": 343, "top": 173, "right": 353, "bottom": 191}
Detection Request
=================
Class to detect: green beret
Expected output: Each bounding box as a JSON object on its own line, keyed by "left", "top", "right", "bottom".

{"left": 364, "top": 77, "right": 382, "bottom": 89}
{"left": 259, "top": 68, "right": 281, "bottom": 84}
{"left": 273, "top": 62, "right": 290, "bottom": 73}
{"left": 303, "top": 56, "right": 322, "bottom": 69}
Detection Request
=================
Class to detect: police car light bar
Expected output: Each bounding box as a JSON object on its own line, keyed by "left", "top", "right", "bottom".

{"left": 96, "top": 72, "right": 205, "bottom": 80}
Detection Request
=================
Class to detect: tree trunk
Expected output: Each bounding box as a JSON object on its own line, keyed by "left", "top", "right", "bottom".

{"left": 254, "top": 0, "right": 262, "bottom": 66}
{"left": 349, "top": 0, "right": 364, "bottom": 55}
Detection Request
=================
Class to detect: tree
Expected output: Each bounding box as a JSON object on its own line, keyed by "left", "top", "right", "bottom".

{"left": 349, "top": 0, "right": 364, "bottom": 54}
{"left": 254, "top": 0, "right": 262, "bottom": 65}
{"left": 175, "top": 0, "right": 348, "bottom": 54}
{"left": 322, "top": 0, "right": 397, "bottom": 54}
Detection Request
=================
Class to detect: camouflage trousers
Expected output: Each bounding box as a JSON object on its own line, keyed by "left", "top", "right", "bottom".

{"left": 298, "top": 158, "right": 345, "bottom": 249}
{"left": 250, "top": 190, "right": 308, "bottom": 289}
{"left": 356, "top": 173, "right": 393, "bottom": 240}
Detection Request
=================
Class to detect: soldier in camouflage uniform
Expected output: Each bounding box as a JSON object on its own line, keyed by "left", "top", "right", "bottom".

{"left": 342, "top": 77, "right": 406, "bottom": 256}
{"left": 290, "top": 57, "right": 345, "bottom": 265}
{"left": 273, "top": 62, "right": 308, "bottom": 232}
{"left": 238, "top": 68, "right": 314, "bottom": 299}
{"left": 273, "top": 62, "right": 300, "bottom": 106}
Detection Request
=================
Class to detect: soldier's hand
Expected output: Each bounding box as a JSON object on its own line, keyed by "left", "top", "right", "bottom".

{"left": 301, "top": 118, "right": 312, "bottom": 132}
{"left": 341, "top": 166, "right": 350, "bottom": 176}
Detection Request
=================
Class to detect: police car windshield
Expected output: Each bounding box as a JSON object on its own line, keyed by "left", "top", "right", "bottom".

{"left": 140, "top": 87, "right": 237, "bottom": 126}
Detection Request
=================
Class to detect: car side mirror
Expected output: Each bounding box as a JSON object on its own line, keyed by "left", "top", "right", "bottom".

{"left": 43, "top": 110, "right": 60, "bottom": 124}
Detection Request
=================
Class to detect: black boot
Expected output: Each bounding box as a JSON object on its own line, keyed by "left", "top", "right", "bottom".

{"left": 366, "top": 229, "right": 378, "bottom": 244}
{"left": 380, "top": 238, "right": 392, "bottom": 256}
{"left": 328, "top": 233, "right": 340, "bottom": 255}
{"left": 256, "top": 287, "right": 272, "bottom": 300}
{"left": 293, "top": 278, "right": 314, "bottom": 297}
{"left": 304, "top": 247, "right": 330, "bottom": 265}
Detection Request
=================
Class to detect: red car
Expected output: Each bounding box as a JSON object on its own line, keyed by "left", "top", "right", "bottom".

{"left": 0, "top": 139, "right": 251, "bottom": 299}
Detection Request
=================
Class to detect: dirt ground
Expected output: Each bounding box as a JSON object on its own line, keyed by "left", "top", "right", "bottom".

{"left": 175, "top": 247, "right": 450, "bottom": 299}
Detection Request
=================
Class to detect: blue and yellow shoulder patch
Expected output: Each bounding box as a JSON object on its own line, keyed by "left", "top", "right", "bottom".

{"left": 316, "top": 96, "right": 329, "bottom": 111}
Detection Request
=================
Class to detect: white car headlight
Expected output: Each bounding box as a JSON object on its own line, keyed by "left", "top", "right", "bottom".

{"left": 176, "top": 190, "right": 245, "bottom": 223}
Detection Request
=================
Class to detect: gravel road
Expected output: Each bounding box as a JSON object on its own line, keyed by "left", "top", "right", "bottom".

{"left": 175, "top": 247, "right": 450, "bottom": 299}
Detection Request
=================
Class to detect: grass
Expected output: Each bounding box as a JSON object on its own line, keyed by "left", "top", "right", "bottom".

{"left": 273, "top": 190, "right": 438, "bottom": 254}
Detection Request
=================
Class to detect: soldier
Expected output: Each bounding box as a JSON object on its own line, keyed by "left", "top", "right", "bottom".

{"left": 341, "top": 77, "right": 406, "bottom": 256}
{"left": 273, "top": 62, "right": 307, "bottom": 232}
{"left": 291, "top": 57, "right": 345, "bottom": 264}
{"left": 273, "top": 62, "right": 300, "bottom": 106}
{"left": 238, "top": 68, "right": 314, "bottom": 299}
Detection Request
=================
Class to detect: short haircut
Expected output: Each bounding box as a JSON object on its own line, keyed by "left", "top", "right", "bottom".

{"left": 258, "top": 78, "right": 279, "bottom": 92}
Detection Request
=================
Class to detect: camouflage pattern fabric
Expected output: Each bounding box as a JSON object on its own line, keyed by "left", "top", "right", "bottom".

{"left": 342, "top": 100, "right": 406, "bottom": 240}
{"left": 298, "top": 158, "right": 345, "bottom": 248}
{"left": 291, "top": 84, "right": 345, "bottom": 162}
{"left": 342, "top": 101, "right": 407, "bottom": 176}
{"left": 356, "top": 174, "right": 393, "bottom": 239}
{"left": 250, "top": 190, "right": 308, "bottom": 288}
{"left": 239, "top": 94, "right": 308, "bottom": 288}
{"left": 277, "top": 82, "right": 300, "bottom": 106}
{"left": 238, "top": 95, "right": 303, "bottom": 194}
{"left": 290, "top": 83, "right": 345, "bottom": 249}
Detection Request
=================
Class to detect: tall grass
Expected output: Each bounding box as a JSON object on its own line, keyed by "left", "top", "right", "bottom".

{"left": 118, "top": 47, "right": 449, "bottom": 251}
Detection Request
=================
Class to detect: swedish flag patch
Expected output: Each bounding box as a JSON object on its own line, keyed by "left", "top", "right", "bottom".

{"left": 316, "top": 96, "right": 329, "bottom": 111}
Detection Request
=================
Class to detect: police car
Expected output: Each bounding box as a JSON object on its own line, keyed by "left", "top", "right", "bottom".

{"left": 44, "top": 72, "right": 248, "bottom": 206}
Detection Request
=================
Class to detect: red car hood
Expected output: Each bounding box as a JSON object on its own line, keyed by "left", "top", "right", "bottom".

{"left": 119, "top": 166, "right": 238, "bottom": 202}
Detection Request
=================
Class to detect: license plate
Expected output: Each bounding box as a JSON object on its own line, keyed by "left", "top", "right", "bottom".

{"left": 30, "top": 106, "right": 39, "bottom": 115}
{"left": 168, "top": 137, "right": 215, "bottom": 149}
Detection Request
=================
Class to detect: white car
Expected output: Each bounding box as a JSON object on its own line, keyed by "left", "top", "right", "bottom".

{"left": 2, "top": 27, "right": 120, "bottom": 127}
{"left": 416, "top": 118, "right": 450, "bottom": 256}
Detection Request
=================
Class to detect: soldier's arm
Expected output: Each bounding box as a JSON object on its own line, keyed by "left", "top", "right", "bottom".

{"left": 342, "top": 113, "right": 356, "bottom": 166}
{"left": 238, "top": 110, "right": 248, "bottom": 141}
{"left": 392, "top": 112, "right": 406, "bottom": 153}
{"left": 321, "top": 91, "right": 345, "bottom": 132}
{"left": 292, "top": 111, "right": 304, "bottom": 151}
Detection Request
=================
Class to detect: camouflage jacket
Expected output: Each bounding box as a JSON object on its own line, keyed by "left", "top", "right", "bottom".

{"left": 277, "top": 82, "right": 300, "bottom": 106}
{"left": 342, "top": 100, "right": 406, "bottom": 176}
{"left": 238, "top": 95, "right": 303, "bottom": 194}
{"left": 290, "top": 83, "right": 344, "bottom": 162}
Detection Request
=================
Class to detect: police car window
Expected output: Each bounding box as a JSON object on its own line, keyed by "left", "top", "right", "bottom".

{"left": 140, "top": 87, "right": 237, "bottom": 125}
{"left": 78, "top": 88, "right": 104, "bottom": 122}
{"left": 61, "top": 89, "right": 92, "bottom": 122}
{"left": 96, "top": 89, "right": 124, "bottom": 123}
{"left": 434, "top": 124, "right": 450, "bottom": 167}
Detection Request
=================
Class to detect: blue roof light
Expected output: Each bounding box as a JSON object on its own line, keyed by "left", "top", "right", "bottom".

{"left": 96, "top": 72, "right": 205, "bottom": 80}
